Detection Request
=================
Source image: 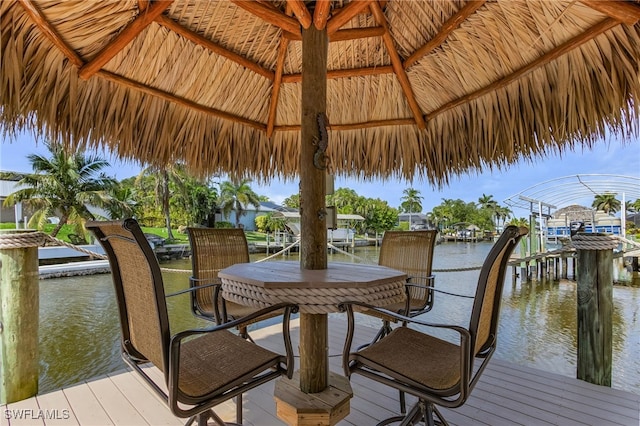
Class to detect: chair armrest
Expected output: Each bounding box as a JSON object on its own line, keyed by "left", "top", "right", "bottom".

{"left": 165, "top": 279, "right": 218, "bottom": 297}
{"left": 403, "top": 276, "right": 435, "bottom": 313}
{"left": 172, "top": 302, "right": 296, "bottom": 340}
{"left": 340, "top": 301, "right": 468, "bottom": 332}
{"left": 340, "top": 301, "right": 470, "bottom": 379}
{"left": 406, "top": 274, "right": 435, "bottom": 285}
{"left": 429, "top": 287, "right": 474, "bottom": 299}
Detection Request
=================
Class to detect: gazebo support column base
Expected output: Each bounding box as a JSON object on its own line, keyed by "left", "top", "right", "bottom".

{"left": 274, "top": 371, "right": 352, "bottom": 426}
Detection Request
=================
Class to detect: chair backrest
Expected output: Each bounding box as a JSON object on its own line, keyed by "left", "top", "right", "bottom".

{"left": 86, "top": 219, "right": 170, "bottom": 373}
{"left": 378, "top": 230, "right": 438, "bottom": 310}
{"left": 187, "top": 227, "right": 250, "bottom": 314}
{"left": 468, "top": 225, "right": 528, "bottom": 358}
{"left": 187, "top": 228, "right": 249, "bottom": 281}
{"left": 188, "top": 227, "right": 250, "bottom": 282}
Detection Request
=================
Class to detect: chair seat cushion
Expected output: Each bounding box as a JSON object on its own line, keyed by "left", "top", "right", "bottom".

{"left": 178, "top": 330, "right": 281, "bottom": 399}
{"left": 355, "top": 326, "right": 461, "bottom": 391}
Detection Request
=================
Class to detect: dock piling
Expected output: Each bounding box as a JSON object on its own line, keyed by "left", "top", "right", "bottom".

{"left": 0, "top": 230, "right": 43, "bottom": 403}
{"left": 573, "top": 233, "right": 616, "bottom": 387}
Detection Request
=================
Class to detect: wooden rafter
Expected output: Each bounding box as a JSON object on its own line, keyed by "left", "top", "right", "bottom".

{"left": 18, "top": 0, "right": 83, "bottom": 67}
{"left": 100, "top": 71, "right": 265, "bottom": 130}
{"left": 281, "top": 18, "right": 622, "bottom": 133}
{"left": 404, "top": 0, "right": 486, "bottom": 69}
{"left": 283, "top": 26, "right": 385, "bottom": 42}
{"left": 287, "top": 0, "right": 312, "bottom": 29}
{"left": 281, "top": 65, "right": 393, "bottom": 83}
{"left": 78, "top": 0, "right": 173, "bottom": 80}
{"left": 156, "top": 15, "right": 274, "bottom": 80}
{"left": 17, "top": 0, "right": 264, "bottom": 131}
{"left": 580, "top": 0, "right": 640, "bottom": 25}
{"left": 428, "top": 18, "right": 620, "bottom": 120}
{"left": 330, "top": 26, "right": 385, "bottom": 42}
{"left": 231, "top": 0, "right": 301, "bottom": 35}
{"left": 370, "top": 1, "right": 426, "bottom": 129}
{"left": 267, "top": 37, "right": 290, "bottom": 137}
{"left": 276, "top": 117, "right": 415, "bottom": 132}
{"left": 313, "top": 0, "right": 332, "bottom": 30}
{"left": 327, "top": 0, "right": 372, "bottom": 35}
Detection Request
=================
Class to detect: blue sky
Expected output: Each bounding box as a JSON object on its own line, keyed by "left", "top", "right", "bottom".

{"left": 1, "top": 130, "right": 638, "bottom": 217}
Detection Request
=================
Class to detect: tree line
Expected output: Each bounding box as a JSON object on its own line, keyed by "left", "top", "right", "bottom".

{"left": 3, "top": 143, "right": 638, "bottom": 240}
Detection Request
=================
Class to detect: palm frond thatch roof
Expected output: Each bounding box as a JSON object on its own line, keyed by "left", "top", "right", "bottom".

{"left": 1, "top": 0, "right": 639, "bottom": 185}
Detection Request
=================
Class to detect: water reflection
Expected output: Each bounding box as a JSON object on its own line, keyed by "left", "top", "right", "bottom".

{"left": 37, "top": 242, "right": 640, "bottom": 395}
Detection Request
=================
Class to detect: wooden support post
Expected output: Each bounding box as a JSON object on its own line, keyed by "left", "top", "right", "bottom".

{"left": 0, "top": 230, "right": 43, "bottom": 404}
{"left": 573, "top": 233, "right": 616, "bottom": 387}
{"left": 298, "top": 17, "right": 329, "bottom": 395}
{"left": 562, "top": 256, "right": 568, "bottom": 279}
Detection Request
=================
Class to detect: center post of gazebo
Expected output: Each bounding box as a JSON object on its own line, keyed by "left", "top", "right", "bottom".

{"left": 219, "top": 261, "right": 407, "bottom": 425}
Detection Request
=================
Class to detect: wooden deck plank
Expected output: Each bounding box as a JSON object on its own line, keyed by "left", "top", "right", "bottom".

{"left": 479, "top": 368, "right": 635, "bottom": 425}
{"left": 7, "top": 317, "right": 639, "bottom": 426}
{"left": 35, "top": 390, "right": 79, "bottom": 425}
{"left": 5, "top": 395, "right": 44, "bottom": 426}
{"left": 107, "top": 370, "right": 182, "bottom": 425}
{"left": 84, "top": 375, "right": 147, "bottom": 425}
{"left": 61, "top": 382, "right": 114, "bottom": 426}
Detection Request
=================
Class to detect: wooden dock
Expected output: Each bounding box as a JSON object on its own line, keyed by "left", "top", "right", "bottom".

{"left": 2, "top": 317, "right": 638, "bottom": 425}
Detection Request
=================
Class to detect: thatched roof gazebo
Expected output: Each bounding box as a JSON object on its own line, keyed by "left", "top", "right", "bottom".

{"left": 2, "top": 1, "right": 639, "bottom": 183}
{"left": 2, "top": 0, "right": 640, "bottom": 409}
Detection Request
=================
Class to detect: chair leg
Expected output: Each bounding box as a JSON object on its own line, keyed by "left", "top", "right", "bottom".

{"left": 238, "top": 325, "right": 254, "bottom": 342}
{"left": 377, "top": 400, "right": 448, "bottom": 426}
{"left": 236, "top": 394, "right": 243, "bottom": 424}
{"left": 399, "top": 389, "right": 406, "bottom": 414}
{"left": 184, "top": 410, "right": 216, "bottom": 426}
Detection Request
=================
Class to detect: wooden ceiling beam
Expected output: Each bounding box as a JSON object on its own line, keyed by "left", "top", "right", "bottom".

{"left": 287, "top": 0, "right": 312, "bottom": 29}
{"left": 231, "top": 0, "right": 301, "bottom": 35}
{"left": 283, "top": 26, "right": 385, "bottom": 42}
{"left": 327, "top": 0, "right": 372, "bottom": 35}
{"left": 267, "top": 37, "right": 290, "bottom": 138}
{"left": 99, "top": 70, "right": 266, "bottom": 130}
{"left": 78, "top": 0, "right": 173, "bottom": 80}
{"left": 14, "top": 3, "right": 268, "bottom": 133}
{"left": 313, "top": 0, "right": 332, "bottom": 30}
{"left": 281, "top": 65, "right": 393, "bottom": 83}
{"left": 18, "top": 0, "right": 84, "bottom": 67}
{"left": 404, "top": 0, "right": 485, "bottom": 69}
{"left": 330, "top": 26, "right": 385, "bottom": 42}
{"left": 428, "top": 18, "right": 620, "bottom": 120}
{"left": 370, "top": 1, "right": 426, "bottom": 129}
{"left": 156, "top": 15, "right": 274, "bottom": 80}
{"left": 580, "top": 0, "right": 640, "bottom": 26}
{"left": 275, "top": 117, "right": 416, "bottom": 132}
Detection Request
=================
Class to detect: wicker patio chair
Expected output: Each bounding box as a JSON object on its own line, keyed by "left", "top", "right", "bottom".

{"left": 341, "top": 225, "right": 528, "bottom": 426}
{"left": 187, "top": 227, "right": 283, "bottom": 340}
{"left": 361, "top": 230, "right": 439, "bottom": 345}
{"left": 87, "top": 219, "right": 296, "bottom": 426}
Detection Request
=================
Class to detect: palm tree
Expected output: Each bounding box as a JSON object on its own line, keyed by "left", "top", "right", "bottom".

{"left": 136, "top": 164, "right": 189, "bottom": 240}
{"left": 478, "top": 193, "right": 498, "bottom": 211}
{"left": 105, "top": 182, "right": 137, "bottom": 220}
{"left": 592, "top": 193, "right": 621, "bottom": 214}
{"left": 3, "top": 142, "right": 117, "bottom": 237}
{"left": 400, "top": 188, "right": 423, "bottom": 230}
{"left": 218, "top": 178, "right": 261, "bottom": 228}
{"left": 494, "top": 205, "right": 513, "bottom": 231}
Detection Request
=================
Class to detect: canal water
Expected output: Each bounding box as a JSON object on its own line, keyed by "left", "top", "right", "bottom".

{"left": 38, "top": 242, "right": 640, "bottom": 395}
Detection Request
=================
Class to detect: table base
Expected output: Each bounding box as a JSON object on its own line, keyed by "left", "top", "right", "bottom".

{"left": 274, "top": 371, "right": 353, "bottom": 426}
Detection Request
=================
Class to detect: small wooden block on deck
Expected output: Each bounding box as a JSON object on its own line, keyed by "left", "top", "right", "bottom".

{"left": 274, "top": 371, "right": 353, "bottom": 426}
